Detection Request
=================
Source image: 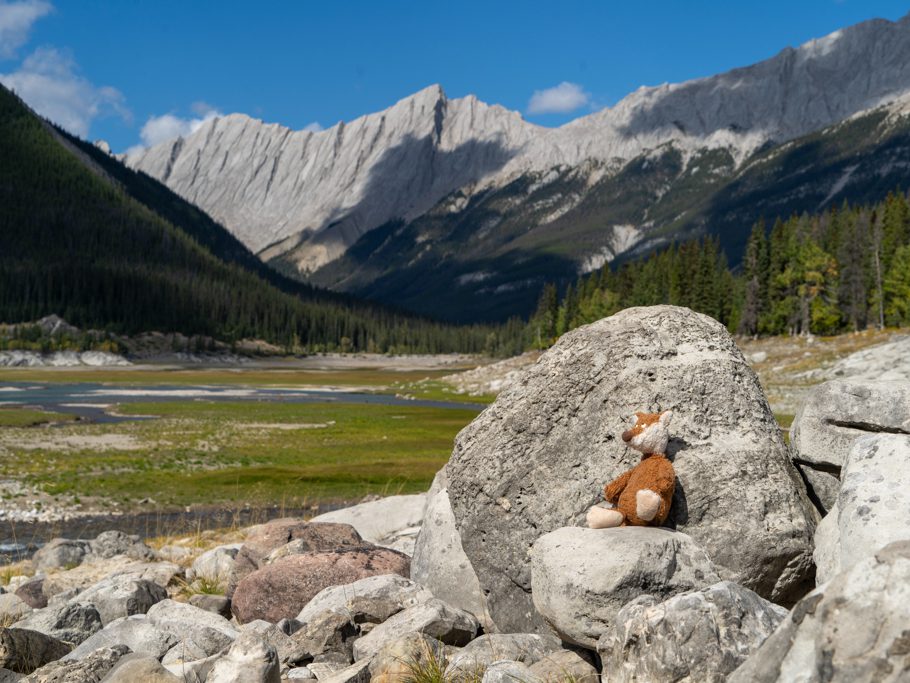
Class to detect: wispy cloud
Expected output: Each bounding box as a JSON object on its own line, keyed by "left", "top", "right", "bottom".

{"left": 0, "top": 47, "right": 129, "bottom": 137}
{"left": 124, "top": 105, "right": 222, "bottom": 156}
{"left": 302, "top": 121, "right": 323, "bottom": 133}
{"left": 0, "top": 0, "right": 52, "bottom": 59}
{"left": 527, "top": 81, "right": 590, "bottom": 115}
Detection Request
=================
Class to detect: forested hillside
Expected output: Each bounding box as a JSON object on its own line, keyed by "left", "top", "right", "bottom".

{"left": 530, "top": 191, "right": 910, "bottom": 345}
{"left": 0, "top": 85, "right": 522, "bottom": 355}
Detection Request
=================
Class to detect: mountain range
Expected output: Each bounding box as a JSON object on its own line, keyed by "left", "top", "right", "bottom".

{"left": 0, "top": 84, "right": 514, "bottom": 354}
{"left": 126, "top": 13, "right": 910, "bottom": 322}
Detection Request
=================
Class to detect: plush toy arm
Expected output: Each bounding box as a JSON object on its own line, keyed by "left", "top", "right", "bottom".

{"left": 604, "top": 469, "right": 633, "bottom": 504}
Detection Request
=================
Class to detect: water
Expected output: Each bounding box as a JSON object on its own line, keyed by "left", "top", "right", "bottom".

{"left": 0, "top": 381, "right": 486, "bottom": 423}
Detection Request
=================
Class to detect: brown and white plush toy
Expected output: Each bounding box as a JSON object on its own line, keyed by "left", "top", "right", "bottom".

{"left": 587, "top": 410, "right": 675, "bottom": 528}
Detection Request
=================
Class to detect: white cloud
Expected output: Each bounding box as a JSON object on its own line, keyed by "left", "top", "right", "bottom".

{"left": 134, "top": 105, "right": 221, "bottom": 150}
{"left": 0, "top": 0, "right": 52, "bottom": 59}
{"left": 0, "top": 47, "right": 129, "bottom": 137}
{"left": 527, "top": 82, "right": 590, "bottom": 115}
{"left": 302, "top": 121, "right": 323, "bottom": 133}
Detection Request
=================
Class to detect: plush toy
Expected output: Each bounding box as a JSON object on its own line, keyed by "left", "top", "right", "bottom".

{"left": 587, "top": 410, "right": 675, "bottom": 528}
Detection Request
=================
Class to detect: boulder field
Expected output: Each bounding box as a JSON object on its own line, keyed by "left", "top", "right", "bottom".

{"left": 0, "top": 306, "right": 908, "bottom": 682}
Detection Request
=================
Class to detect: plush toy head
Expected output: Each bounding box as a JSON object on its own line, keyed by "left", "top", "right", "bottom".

{"left": 621, "top": 410, "right": 673, "bottom": 455}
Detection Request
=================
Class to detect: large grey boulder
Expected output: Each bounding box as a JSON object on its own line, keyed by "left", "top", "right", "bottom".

{"left": 64, "top": 615, "right": 176, "bottom": 660}
{"left": 814, "top": 433, "right": 910, "bottom": 584}
{"left": 433, "top": 306, "right": 816, "bottom": 634}
{"left": 13, "top": 603, "right": 102, "bottom": 645}
{"left": 146, "top": 599, "right": 238, "bottom": 657}
{"left": 411, "top": 470, "right": 492, "bottom": 628}
{"left": 531, "top": 527, "right": 720, "bottom": 648}
{"left": 352, "top": 598, "right": 479, "bottom": 662}
{"left": 310, "top": 494, "right": 426, "bottom": 553}
{"left": 791, "top": 379, "right": 910, "bottom": 468}
{"left": 71, "top": 575, "right": 166, "bottom": 626}
{"left": 297, "top": 574, "right": 431, "bottom": 624}
{"left": 206, "top": 631, "right": 281, "bottom": 683}
{"left": 598, "top": 581, "right": 787, "bottom": 682}
{"left": 730, "top": 540, "right": 910, "bottom": 683}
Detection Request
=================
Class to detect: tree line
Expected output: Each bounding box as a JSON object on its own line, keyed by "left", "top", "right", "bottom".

{"left": 528, "top": 191, "right": 910, "bottom": 346}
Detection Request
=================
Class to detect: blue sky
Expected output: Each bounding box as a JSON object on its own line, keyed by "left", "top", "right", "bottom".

{"left": 1, "top": 0, "right": 908, "bottom": 153}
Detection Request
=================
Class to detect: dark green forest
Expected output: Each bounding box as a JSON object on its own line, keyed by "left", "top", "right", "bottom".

{"left": 529, "top": 192, "right": 910, "bottom": 346}
{"left": 0, "top": 85, "right": 524, "bottom": 356}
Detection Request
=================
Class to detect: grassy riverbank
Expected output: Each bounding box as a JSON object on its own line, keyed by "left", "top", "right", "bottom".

{"left": 0, "top": 400, "right": 478, "bottom": 513}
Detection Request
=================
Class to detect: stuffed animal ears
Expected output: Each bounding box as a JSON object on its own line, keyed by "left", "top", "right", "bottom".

{"left": 659, "top": 410, "right": 673, "bottom": 425}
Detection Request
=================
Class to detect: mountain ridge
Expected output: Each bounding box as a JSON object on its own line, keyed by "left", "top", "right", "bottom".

{"left": 124, "top": 12, "right": 910, "bottom": 321}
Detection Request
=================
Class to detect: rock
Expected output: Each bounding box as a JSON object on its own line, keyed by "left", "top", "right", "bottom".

{"left": 531, "top": 527, "right": 720, "bottom": 648}
{"left": 528, "top": 649, "right": 599, "bottom": 683}
{"left": 310, "top": 494, "right": 427, "bottom": 548}
{"left": 598, "top": 581, "right": 788, "bottom": 682}
{"left": 0, "top": 596, "right": 31, "bottom": 624}
{"left": 107, "top": 561, "right": 183, "bottom": 589}
{"left": 0, "top": 669, "right": 21, "bottom": 682}
{"left": 161, "top": 639, "right": 209, "bottom": 665}
{"left": 369, "top": 632, "right": 447, "bottom": 683}
{"left": 20, "top": 644, "right": 129, "bottom": 682}
{"left": 793, "top": 462, "right": 840, "bottom": 515}
{"left": 813, "top": 433, "right": 910, "bottom": 584}
{"left": 71, "top": 575, "right": 166, "bottom": 626}
{"left": 285, "top": 610, "right": 356, "bottom": 665}
{"left": 155, "top": 545, "right": 192, "bottom": 563}
{"left": 306, "top": 657, "right": 350, "bottom": 679}
{"left": 297, "top": 574, "right": 432, "bottom": 624}
{"left": 88, "top": 531, "right": 153, "bottom": 561}
{"left": 437, "top": 306, "right": 816, "bottom": 633}
{"left": 231, "top": 547, "right": 410, "bottom": 624}
{"left": 64, "top": 616, "right": 176, "bottom": 661}
{"left": 791, "top": 379, "right": 910, "bottom": 468}
{"left": 39, "top": 558, "right": 132, "bottom": 600}
{"left": 189, "top": 593, "right": 232, "bottom": 619}
{"left": 238, "top": 621, "right": 295, "bottom": 665}
{"left": 315, "top": 660, "right": 370, "bottom": 683}
{"left": 481, "top": 661, "right": 541, "bottom": 683}
{"left": 206, "top": 631, "right": 280, "bottom": 683}
{"left": 188, "top": 544, "right": 241, "bottom": 584}
{"left": 13, "top": 580, "right": 46, "bottom": 610}
{"left": 102, "top": 654, "right": 180, "bottom": 682}
{"left": 31, "top": 540, "right": 90, "bottom": 572}
{"left": 229, "top": 521, "right": 364, "bottom": 597}
{"left": 40, "top": 560, "right": 180, "bottom": 602}
{"left": 162, "top": 653, "right": 221, "bottom": 682}
{"left": 411, "top": 470, "right": 492, "bottom": 628}
{"left": 146, "top": 600, "right": 238, "bottom": 657}
{"left": 287, "top": 666, "right": 316, "bottom": 680}
{"left": 0, "top": 629, "right": 72, "bottom": 674}
{"left": 729, "top": 541, "right": 910, "bottom": 683}
{"left": 353, "top": 598, "right": 479, "bottom": 662}
{"left": 446, "top": 634, "right": 563, "bottom": 678}
{"left": 13, "top": 603, "right": 102, "bottom": 645}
